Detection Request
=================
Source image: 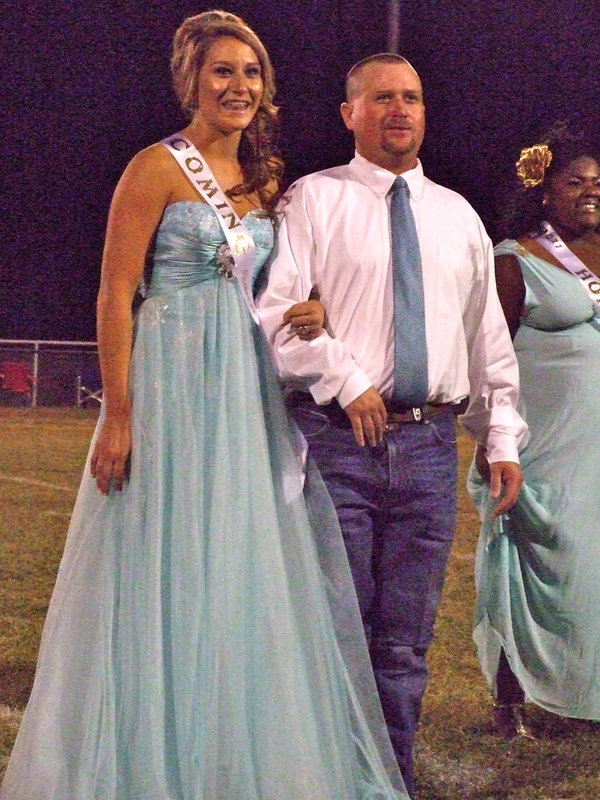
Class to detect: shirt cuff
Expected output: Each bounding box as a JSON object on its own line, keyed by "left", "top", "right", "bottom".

{"left": 309, "top": 367, "right": 372, "bottom": 408}
{"left": 459, "top": 404, "right": 528, "bottom": 464}
{"left": 483, "top": 432, "right": 520, "bottom": 464}
{"left": 337, "top": 369, "right": 373, "bottom": 409}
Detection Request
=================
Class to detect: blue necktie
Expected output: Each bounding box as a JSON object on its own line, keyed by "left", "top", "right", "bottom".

{"left": 389, "top": 176, "right": 428, "bottom": 407}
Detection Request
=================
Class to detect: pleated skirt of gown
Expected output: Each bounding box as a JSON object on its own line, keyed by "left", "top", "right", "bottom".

{"left": 0, "top": 272, "right": 406, "bottom": 798}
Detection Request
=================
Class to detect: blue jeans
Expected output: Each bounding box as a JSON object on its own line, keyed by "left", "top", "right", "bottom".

{"left": 291, "top": 399, "right": 458, "bottom": 797}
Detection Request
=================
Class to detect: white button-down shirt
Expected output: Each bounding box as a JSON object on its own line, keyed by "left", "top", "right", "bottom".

{"left": 257, "top": 153, "right": 527, "bottom": 462}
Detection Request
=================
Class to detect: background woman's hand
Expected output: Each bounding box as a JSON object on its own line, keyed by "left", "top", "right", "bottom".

{"left": 90, "top": 413, "right": 132, "bottom": 495}
{"left": 283, "top": 299, "right": 325, "bottom": 340}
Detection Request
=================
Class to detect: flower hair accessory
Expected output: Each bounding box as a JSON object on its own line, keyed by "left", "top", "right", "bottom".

{"left": 515, "top": 144, "right": 553, "bottom": 188}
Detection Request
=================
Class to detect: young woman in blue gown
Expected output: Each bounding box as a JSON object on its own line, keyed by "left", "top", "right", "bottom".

{"left": 469, "top": 123, "right": 600, "bottom": 739}
{"left": 0, "top": 11, "right": 407, "bottom": 799}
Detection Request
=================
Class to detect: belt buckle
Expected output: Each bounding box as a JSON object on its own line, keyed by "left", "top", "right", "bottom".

{"left": 412, "top": 407, "right": 423, "bottom": 422}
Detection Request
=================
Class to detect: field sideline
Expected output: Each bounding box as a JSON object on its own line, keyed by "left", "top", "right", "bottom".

{"left": 0, "top": 407, "right": 598, "bottom": 799}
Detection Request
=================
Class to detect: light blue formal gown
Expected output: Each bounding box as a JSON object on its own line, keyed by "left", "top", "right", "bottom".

{"left": 468, "top": 239, "right": 600, "bottom": 719}
{"left": 0, "top": 202, "right": 407, "bottom": 799}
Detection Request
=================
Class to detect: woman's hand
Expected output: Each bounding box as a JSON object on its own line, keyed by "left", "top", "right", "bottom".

{"left": 283, "top": 299, "right": 326, "bottom": 341}
{"left": 90, "top": 412, "right": 132, "bottom": 495}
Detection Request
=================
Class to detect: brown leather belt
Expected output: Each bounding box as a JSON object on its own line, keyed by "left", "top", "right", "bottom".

{"left": 384, "top": 403, "right": 452, "bottom": 429}
{"left": 286, "top": 392, "right": 456, "bottom": 432}
{"left": 386, "top": 403, "right": 451, "bottom": 423}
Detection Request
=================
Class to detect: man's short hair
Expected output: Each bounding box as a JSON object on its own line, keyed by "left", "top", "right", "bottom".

{"left": 345, "top": 53, "right": 415, "bottom": 101}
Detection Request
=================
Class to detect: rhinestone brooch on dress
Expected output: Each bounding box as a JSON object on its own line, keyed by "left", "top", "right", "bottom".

{"left": 216, "top": 243, "right": 234, "bottom": 280}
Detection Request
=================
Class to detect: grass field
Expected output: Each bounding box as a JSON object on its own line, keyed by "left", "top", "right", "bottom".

{"left": 0, "top": 407, "right": 598, "bottom": 798}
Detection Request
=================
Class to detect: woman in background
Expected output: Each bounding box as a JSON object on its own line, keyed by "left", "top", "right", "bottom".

{"left": 0, "top": 11, "right": 406, "bottom": 799}
{"left": 469, "top": 122, "right": 600, "bottom": 738}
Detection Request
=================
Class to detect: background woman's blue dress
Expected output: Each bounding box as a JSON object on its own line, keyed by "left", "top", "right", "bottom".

{"left": 468, "top": 239, "right": 600, "bottom": 719}
{"left": 0, "top": 203, "right": 407, "bottom": 799}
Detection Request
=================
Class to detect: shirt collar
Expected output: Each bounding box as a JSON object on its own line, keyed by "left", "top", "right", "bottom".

{"left": 349, "top": 151, "right": 425, "bottom": 200}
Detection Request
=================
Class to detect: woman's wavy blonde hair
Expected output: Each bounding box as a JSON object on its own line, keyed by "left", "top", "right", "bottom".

{"left": 171, "top": 10, "right": 283, "bottom": 207}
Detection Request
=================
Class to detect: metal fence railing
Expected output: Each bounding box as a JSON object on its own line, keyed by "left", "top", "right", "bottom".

{"left": 0, "top": 340, "right": 101, "bottom": 407}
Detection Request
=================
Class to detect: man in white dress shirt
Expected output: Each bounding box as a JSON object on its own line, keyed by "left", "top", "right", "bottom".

{"left": 257, "top": 54, "right": 526, "bottom": 797}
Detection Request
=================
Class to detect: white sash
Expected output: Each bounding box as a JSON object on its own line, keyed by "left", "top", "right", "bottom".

{"left": 162, "top": 133, "right": 259, "bottom": 322}
{"left": 535, "top": 221, "right": 600, "bottom": 315}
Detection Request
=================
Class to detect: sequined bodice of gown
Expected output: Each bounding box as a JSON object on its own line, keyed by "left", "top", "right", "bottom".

{"left": 468, "top": 238, "right": 600, "bottom": 718}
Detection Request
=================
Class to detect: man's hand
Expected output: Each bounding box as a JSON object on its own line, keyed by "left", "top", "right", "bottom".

{"left": 488, "top": 460, "right": 523, "bottom": 518}
{"left": 343, "top": 387, "right": 387, "bottom": 447}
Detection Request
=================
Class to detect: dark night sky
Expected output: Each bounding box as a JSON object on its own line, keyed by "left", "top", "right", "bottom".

{"left": 1, "top": 0, "right": 599, "bottom": 342}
